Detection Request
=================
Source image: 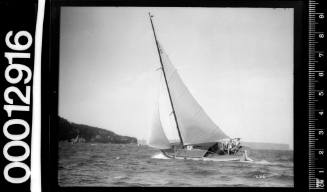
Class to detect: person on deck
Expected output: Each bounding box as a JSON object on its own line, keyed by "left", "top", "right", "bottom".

{"left": 227, "top": 139, "right": 232, "bottom": 155}
{"left": 222, "top": 140, "right": 227, "bottom": 153}
{"left": 230, "top": 138, "right": 241, "bottom": 154}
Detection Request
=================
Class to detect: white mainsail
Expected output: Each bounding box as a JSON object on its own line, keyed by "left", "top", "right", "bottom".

{"left": 147, "top": 14, "right": 228, "bottom": 149}
{"left": 156, "top": 43, "right": 229, "bottom": 145}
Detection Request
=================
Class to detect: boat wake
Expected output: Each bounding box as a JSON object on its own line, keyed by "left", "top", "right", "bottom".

{"left": 151, "top": 153, "right": 170, "bottom": 160}
{"left": 252, "top": 160, "right": 272, "bottom": 164}
{"left": 242, "top": 159, "right": 281, "bottom": 165}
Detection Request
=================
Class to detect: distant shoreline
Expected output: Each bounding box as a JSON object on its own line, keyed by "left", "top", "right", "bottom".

{"left": 58, "top": 116, "right": 137, "bottom": 144}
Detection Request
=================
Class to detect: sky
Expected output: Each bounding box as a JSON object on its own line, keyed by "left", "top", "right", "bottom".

{"left": 59, "top": 7, "right": 294, "bottom": 149}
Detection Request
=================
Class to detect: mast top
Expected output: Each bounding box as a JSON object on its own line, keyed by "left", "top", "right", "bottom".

{"left": 148, "top": 12, "right": 185, "bottom": 147}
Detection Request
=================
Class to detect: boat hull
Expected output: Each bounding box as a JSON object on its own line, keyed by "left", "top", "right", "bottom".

{"left": 160, "top": 149, "right": 252, "bottom": 162}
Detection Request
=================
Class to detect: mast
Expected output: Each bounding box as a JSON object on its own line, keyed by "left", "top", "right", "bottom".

{"left": 148, "top": 13, "right": 184, "bottom": 146}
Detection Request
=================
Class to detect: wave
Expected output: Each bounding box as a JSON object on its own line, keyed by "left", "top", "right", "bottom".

{"left": 241, "top": 159, "right": 284, "bottom": 166}
{"left": 271, "top": 174, "right": 294, "bottom": 181}
{"left": 112, "top": 181, "right": 147, "bottom": 187}
{"left": 113, "top": 175, "right": 128, "bottom": 180}
{"left": 247, "top": 170, "right": 270, "bottom": 178}
{"left": 247, "top": 159, "right": 272, "bottom": 165}
{"left": 163, "top": 180, "right": 192, "bottom": 187}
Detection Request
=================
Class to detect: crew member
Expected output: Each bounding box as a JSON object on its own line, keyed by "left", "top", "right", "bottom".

{"left": 227, "top": 139, "right": 232, "bottom": 155}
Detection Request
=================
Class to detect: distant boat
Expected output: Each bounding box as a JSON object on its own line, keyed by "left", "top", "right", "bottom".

{"left": 147, "top": 13, "right": 251, "bottom": 162}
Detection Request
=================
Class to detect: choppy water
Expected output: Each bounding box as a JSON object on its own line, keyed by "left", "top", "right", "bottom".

{"left": 58, "top": 142, "right": 293, "bottom": 187}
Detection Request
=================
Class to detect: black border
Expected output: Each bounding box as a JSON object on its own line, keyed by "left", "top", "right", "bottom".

{"left": 44, "top": 0, "right": 307, "bottom": 192}
{"left": 0, "top": 0, "right": 38, "bottom": 191}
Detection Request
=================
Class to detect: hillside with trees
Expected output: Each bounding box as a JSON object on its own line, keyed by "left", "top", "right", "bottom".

{"left": 58, "top": 116, "right": 137, "bottom": 144}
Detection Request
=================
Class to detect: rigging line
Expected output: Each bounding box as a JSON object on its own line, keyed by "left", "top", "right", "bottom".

{"left": 148, "top": 12, "right": 184, "bottom": 146}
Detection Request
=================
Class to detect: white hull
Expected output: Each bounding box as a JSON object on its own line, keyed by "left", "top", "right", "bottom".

{"left": 161, "top": 150, "right": 252, "bottom": 162}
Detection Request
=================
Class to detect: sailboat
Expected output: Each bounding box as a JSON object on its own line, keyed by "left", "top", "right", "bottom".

{"left": 147, "top": 13, "right": 251, "bottom": 161}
